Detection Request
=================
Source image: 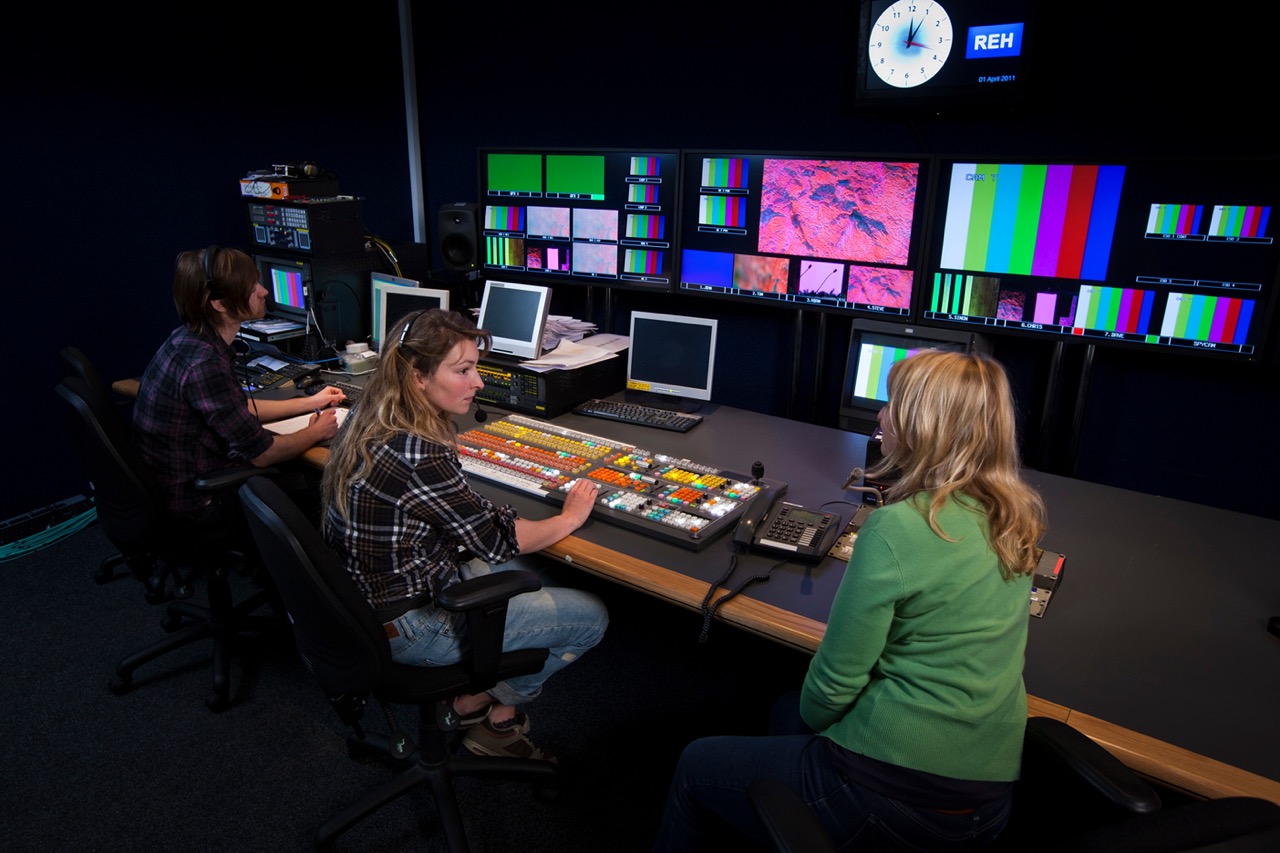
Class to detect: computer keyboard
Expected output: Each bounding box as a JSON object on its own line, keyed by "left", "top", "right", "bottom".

{"left": 326, "top": 380, "right": 365, "bottom": 406}
{"left": 573, "top": 399, "right": 703, "bottom": 433}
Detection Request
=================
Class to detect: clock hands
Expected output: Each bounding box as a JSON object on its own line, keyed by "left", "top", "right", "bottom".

{"left": 904, "top": 17, "right": 928, "bottom": 49}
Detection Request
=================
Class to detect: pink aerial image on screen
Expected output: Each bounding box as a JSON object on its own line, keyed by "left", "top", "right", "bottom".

{"left": 758, "top": 159, "right": 918, "bottom": 265}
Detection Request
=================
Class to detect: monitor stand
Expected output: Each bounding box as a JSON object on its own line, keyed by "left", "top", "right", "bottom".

{"left": 624, "top": 389, "right": 705, "bottom": 414}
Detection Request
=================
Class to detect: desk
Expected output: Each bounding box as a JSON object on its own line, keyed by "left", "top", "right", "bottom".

{"left": 111, "top": 377, "right": 1280, "bottom": 804}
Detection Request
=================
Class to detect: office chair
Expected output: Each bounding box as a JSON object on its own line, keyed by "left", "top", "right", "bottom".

{"left": 54, "top": 376, "right": 278, "bottom": 711}
{"left": 747, "top": 716, "right": 1280, "bottom": 852}
{"left": 58, "top": 345, "right": 134, "bottom": 585}
{"left": 237, "top": 475, "right": 558, "bottom": 853}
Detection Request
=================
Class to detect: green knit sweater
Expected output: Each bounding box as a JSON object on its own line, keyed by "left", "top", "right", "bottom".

{"left": 799, "top": 492, "right": 1030, "bottom": 782}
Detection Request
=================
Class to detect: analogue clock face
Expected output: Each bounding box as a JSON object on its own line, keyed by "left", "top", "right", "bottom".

{"left": 867, "top": 1, "right": 954, "bottom": 89}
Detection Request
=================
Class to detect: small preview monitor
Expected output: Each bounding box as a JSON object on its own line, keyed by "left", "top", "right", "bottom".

{"left": 375, "top": 281, "right": 451, "bottom": 351}
{"left": 371, "top": 272, "right": 450, "bottom": 350}
{"left": 838, "top": 319, "right": 991, "bottom": 433}
{"left": 256, "top": 255, "right": 310, "bottom": 320}
{"left": 477, "top": 279, "right": 552, "bottom": 360}
{"left": 625, "top": 311, "right": 719, "bottom": 413}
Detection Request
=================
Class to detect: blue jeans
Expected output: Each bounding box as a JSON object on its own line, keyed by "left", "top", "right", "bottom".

{"left": 654, "top": 698, "right": 1012, "bottom": 852}
{"left": 384, "top": 556, "right": 608, "bottom": 707}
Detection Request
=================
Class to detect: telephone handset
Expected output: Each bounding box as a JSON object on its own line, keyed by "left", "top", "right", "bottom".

{"left": 732, "top": 480, "right": 787, "bottom": 549}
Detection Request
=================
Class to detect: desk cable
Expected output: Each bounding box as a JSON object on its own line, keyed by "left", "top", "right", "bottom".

{"left": 698, "top": 549, "right": 791, "bottom": 643}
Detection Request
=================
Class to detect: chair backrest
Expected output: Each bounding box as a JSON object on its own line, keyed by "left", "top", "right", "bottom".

{"left": 238, "top": 476, "right": 390, "bottom": 696}
{"left": 54, "top": 376, "right": 166, "bottom": 554}
{"left": 59, "top": 346, "right": 109, "bottom": 400}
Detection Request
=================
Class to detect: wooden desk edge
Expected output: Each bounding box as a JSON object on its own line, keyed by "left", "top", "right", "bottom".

{"left": 108, "top": 376, "right": 1280, "bottom": 805}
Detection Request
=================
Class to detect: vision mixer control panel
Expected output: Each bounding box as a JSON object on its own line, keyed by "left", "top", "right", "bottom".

{"left": 457, "top": 414, "right": 785, "bottom": 551}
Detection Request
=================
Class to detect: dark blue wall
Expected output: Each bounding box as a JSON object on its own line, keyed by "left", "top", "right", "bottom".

{"left": 9, "top": 3, "right": 1277, "bottom": 523}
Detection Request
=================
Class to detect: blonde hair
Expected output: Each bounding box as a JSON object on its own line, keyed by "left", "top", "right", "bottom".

{"left": 322, "top": 309, "right": 491, "bottom": 524}
{"left": 867, "top": 349, "right": 1046, "bottom": 578}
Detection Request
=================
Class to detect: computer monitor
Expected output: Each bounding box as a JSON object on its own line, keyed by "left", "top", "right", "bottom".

{"left": 371, "top": 274, "right": 450, "bottom": 350}
{"left": 256, "top": 255, "right": 310, "bottom": 321}
{"left": 678, "top": 150, "right": 929, "bottom": 318}
{"left": 838, "top": 319, "right": 991, "bottom": 434}
{"left": 370, "top": 272, "right": 450, "bottom": 351}
{"left": 625, "top": 311, "right": 718, "bottom": 413}
{"left": 919, "top": 157, "right": 1280, "bottom": 361}
{"left": 476, "top": 279, "right": 552, "bottom": 360}
{"left": 478, "top": 147, "right": 681, "bottom": 292}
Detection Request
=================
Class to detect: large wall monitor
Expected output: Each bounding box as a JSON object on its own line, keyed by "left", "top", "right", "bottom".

{"left": 625, "top": 311, "right": 718, "bottom": 413}
{"left": 838, "top": 318, "right": 991, "bottom": 433}
{"left": 854, "top": 0, "right": 1038, "bottom": 114}
{"left": 678, "top": 151, "right": 929, "bottom": 319}
{"left": 478, "top": 148, "right": 680, "bottom": 292}
{"left": 477, "top": 279, "right": 552, "bottom": 361}
{"left": 371, "top": 273, "right": 450, "bottom": 351}
{"left": 919, "top": 158, "right": 1280, "bottom": 360}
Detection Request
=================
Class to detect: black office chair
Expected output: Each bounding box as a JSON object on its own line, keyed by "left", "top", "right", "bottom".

{"left": 747, "top": 716, "right": 1280, "bottom": 852}
{"left": 58, "top": 345, "right": 134, "bottom": 585}
{"left": 54, "top": 375, "right": 278, "bottom": 711}
{"left": 237, "top": 475, "right": 558, "bottom": 853}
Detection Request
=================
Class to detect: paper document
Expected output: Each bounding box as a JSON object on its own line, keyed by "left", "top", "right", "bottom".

{"left": 264, "top": 407, "right": 349, "bottom": 435}
{"left": 521, "top": 339, "right": 618, "bottom": 370}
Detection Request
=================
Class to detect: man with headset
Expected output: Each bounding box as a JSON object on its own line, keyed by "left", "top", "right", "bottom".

{"left": 132, "top": 246, "right": 342, "bottom": 525}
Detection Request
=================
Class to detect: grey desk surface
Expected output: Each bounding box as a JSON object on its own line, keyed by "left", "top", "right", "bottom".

{"left": 467, "top": 400, "right": 1280, "bottom": 787}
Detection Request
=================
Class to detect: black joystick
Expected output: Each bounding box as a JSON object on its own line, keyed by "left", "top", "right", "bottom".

{"left": 751, "top": 460, "right": 764, "bottom": 484}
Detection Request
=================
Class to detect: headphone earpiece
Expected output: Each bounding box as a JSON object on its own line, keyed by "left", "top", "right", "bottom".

{"left": 204, "top": 245, "right": 225, "bottom": 301}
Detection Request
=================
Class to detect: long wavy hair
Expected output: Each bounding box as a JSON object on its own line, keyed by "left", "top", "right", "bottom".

{"left": 322, "top": 308, "right": 491, "bottom": 524}
{"left": 867, "top": 349, "right": 1046, "bottom": 578}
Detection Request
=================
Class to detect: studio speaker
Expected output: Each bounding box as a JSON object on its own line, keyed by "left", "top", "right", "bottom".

{"left": 438, "top": 202, "right": 478, "bottom": 271}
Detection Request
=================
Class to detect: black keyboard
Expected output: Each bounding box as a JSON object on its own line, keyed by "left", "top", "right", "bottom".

{"left": 573, "top": 399, "right": 703, "bottom": 433}
{"left": 327, "top": 380, "right": 365, "bottom": 406}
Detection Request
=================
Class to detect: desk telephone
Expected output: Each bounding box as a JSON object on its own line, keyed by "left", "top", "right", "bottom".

{"left": 731, "top": 468, "right": 843, "bottom": 561}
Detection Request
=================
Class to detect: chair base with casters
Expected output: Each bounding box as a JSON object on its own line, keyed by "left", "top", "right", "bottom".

{"left": 238, "top": 475, "right": 561, "bottom": 853}
{"left": 55, "top": 375, "right": 281, "bottom": 712}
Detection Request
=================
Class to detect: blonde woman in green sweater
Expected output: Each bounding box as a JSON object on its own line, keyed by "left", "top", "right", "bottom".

{"left": 655, "top": 350, "right": 1046, "bottom": 852}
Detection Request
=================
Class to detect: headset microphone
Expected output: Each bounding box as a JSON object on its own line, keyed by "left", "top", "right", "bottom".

{"left": 473, "top": 404, "right": 489, "bottom": 423}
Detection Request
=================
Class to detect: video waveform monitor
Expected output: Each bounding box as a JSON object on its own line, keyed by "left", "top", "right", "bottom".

{"left": 677, "top": 151, "right": 930, "bottom": 318}
{"left": 920, "top": 158, "right": 1280, "bottom": 360}
{"left": 478, "top": 148, "right": 680, "bottom": 293}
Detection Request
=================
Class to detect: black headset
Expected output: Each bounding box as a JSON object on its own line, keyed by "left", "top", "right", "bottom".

{"left": 203, "top": 244, "right": 225, "bottom": 301}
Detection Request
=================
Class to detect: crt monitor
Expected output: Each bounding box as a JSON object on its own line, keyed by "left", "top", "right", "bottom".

{"left": 625, "top": 311, "right": 718, "bottom": 413}
{"left": 678, "top": 150, "right": 929, "bottom": 319}
{"left": 372, "top": 274, "right": 450, "bottom": 352}
{"left": 477, "top": 279, "right": 552, "bottom": 361}
{"left": 919, "top": 157, "right": 1280, "bottom": 361}
{"left": 256, "top": 255, "right": 310, "bottom": 321}
{"left": 478, "top": 147, "right": 681, "bottom": 292}
{"left": 838, "top": 318, "right": 991, "bottom": 434}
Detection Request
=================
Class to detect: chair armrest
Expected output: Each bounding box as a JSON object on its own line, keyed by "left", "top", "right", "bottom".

{"left": 1025, "top": 716, "right": 1162, "bottom": 814}
{"left": 747, "top": 778, "right": 836, "bottom": 853}
{"left": 437, "top": 569, "right": 542, "bottom": 674}
{"left": 195, "top": 465, "right": 280, "bottom": 493}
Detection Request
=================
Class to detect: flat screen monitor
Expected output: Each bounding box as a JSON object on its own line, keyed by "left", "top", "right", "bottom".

{"left": 372, "top": 274, "right": 450, "bottom": 352}
{"left": 625, "top": 311, "right": 718, "bottom": 413}
{"left": 255, "top": 254, "right": 310, "bottom": 321}
{"left": 477, "top": 147, "right": 680, "bottom": 292}
{"left": 477, "top": 279, "right": 552, "bottom": 361}
{"left": 838, "top": 318, "right": 991, "bottom": 433}
{"left": 919, "top": 157, "right": 1280, "bottom": 361}
{"left": 853, "top": 0, "right": 1038, "bottom": 115}
{"left": 678, "top": 150, "right": 929, "bottom": 319}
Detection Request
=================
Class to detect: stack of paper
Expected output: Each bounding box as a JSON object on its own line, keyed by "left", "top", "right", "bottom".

{"left": 543, "top": 315, "right": 598, "bottom": 350}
